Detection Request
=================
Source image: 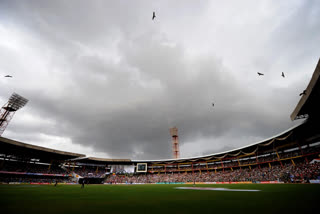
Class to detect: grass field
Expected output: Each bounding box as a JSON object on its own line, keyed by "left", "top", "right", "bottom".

{"left": 1, "top": 184, "right": 319, "bottom": 214}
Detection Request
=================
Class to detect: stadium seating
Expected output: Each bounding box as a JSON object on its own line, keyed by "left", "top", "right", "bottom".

{"left": 105, "top": 161, "right": 320, "bottom": 184}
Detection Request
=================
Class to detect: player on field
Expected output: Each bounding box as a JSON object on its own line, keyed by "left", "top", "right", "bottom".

{"left": 81, "top": 179, "right": 85, "bottom": 188}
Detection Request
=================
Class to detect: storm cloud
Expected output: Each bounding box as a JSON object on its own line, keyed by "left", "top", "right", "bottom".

{"left": 0, "top": 0, "right": 319, "bottom": 159}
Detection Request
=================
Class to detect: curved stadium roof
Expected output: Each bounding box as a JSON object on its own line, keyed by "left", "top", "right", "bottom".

{"left": 0, "top": 136, "right": 85, "bottom": 163}
{"left": 291, "top": 58, "right": 320, "bottom": 120}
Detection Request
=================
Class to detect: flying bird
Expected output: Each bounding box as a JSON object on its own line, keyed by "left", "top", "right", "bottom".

{"left": 152, "top": 11, "right": 156, "bottom": 20}
{"left": 257, "top": 72, "right": 264, "bottom": 76}
{"left": 4, "top": 75, "right": 12, "bottom": 78}
{"left": 282, "top": 72, "right": 285, "bottom": 78}
{"left": 212, "top": 103, "right": 214, "bottom": 107}
{"left": 299, "top": 90, "right": 307, "bottom": 96}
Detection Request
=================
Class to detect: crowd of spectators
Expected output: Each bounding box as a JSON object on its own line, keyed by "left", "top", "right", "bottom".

{"left": 0, "top": 161, "right": 107, "bottom": 181}
{"left": 0, "top": 161, "right": 66, "bottom": 174}
{"left": 147, "top": 146, "right": 320, "bottom": 172}
{"left": 0, "top": 175, "right": 72, "bottom": 184}
{"left": 105, "top": 161, "right": 320, "bottom": 184}
{"left": 0, "top": 161, "right": 72, "bottom": 183}
{"left": 1, "top": 145, "right": 319, "bottom": 184}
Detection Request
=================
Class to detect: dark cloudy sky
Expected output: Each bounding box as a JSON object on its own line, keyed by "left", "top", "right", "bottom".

{"left": 0, "top": 0, "right": 319, "bottom": 160}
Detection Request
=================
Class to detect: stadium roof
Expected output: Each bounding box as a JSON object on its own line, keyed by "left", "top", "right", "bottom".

{"left": 0, "top": 136, "right": 85, "bottom": 163}
{"left": 68, "top": 157, "right": 131, "bottom": 164}
{"left": 291, "top": 58, "right": 320, "bottom": 121}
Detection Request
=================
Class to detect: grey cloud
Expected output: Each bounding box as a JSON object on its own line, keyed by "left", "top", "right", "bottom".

{"left": 0, "top": 1, "right": 319, "bottom": 159}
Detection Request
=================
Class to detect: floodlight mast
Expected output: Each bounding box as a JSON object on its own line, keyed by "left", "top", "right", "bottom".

{"left": 0, "top": 93, "right": 28, "bottom": 136}
{"left": 170, "top": 127, "right": 180, "bottom": 159}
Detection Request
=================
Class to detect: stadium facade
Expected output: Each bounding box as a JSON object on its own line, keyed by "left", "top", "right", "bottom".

{"left": 1, "top": 59, "right": 320, "bottom": 184}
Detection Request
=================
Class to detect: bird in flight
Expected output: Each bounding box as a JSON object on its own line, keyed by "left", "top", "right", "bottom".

{"left": 282, "top": 72, "right": 285, "bottom": 78}
{"left": 212, "top": 103, "right": 214, "bottom": 107}
{"left": 4, "top": 75, "right": 12, "bottom": 78}
{"left": 257, "top": 72, "right": 264, "bottom": 76}
{"left": 299, "top": 90, "right": 307, "bottom": 96}
{"left": 152, "top": 11, "right": 156, "bottom": 20}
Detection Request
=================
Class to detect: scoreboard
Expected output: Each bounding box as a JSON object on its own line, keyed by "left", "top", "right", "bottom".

{"left": 136, "top": 163, "right": 147, "bottom": 173}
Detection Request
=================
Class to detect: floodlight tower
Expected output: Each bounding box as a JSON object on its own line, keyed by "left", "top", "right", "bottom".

{"left": 170, "top": 127, "right": 180, "bottom": 159}
{"left": 0, "top": 93, "right": 28, "bottom": 136}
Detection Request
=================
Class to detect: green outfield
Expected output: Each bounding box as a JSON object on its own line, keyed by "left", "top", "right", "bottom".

{"left": 1, "top": 184, "right": 319, "bottom": 214}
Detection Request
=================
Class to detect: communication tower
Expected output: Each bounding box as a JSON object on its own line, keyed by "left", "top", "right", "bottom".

{"left": 170, "top": 127, "right": 180, "bottom": 159}
{"left": 0, "top": 93, "right": 28, "bottom": 136}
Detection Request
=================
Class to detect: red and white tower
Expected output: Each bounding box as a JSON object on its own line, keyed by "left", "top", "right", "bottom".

{"left": 170, "top": 127, "right": 180, "bottom": 159}
{"left": 0, "top": 93, "right": 28, "bottom": 136}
